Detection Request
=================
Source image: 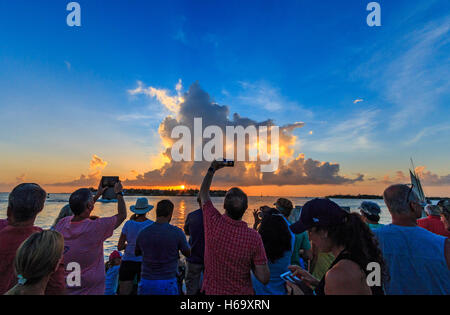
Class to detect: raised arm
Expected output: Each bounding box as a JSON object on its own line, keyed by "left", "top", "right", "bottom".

{"left": 199, "top": 161, "right": 225, "bottom": 207}
{"left": 93, "top": 181, "right": 107, "bottom": 203}
{"left": 113, "top": 181, "right": 127, "bottom": 229}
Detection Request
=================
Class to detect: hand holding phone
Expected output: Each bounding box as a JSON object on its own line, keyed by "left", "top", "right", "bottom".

{"left": 280, "top": 271, "right": 314, "bottom": 295}
{"left": 210, "top": 160, "right": 235, "bottom": 172}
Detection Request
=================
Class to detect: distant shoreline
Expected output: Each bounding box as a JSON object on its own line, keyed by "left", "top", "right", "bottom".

{"left": 1, "top": 191, "right": 448, "bottom": 200}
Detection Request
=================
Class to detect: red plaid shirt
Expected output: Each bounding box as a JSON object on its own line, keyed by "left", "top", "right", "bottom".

{"left": 201, "top": 201, "right": 267, "bottom": 295}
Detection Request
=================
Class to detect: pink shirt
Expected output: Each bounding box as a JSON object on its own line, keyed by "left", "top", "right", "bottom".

{"left": 55, "top": 216, "right": 117, "bottom": 295}
{"left": 0, "top": 219, "right": 8, "bottom": 230}
{"left": 0, "top": 219, "right": 65, "bottom": 295}
{"left": 201, "top": 201, "right": 267, "bottom": 295}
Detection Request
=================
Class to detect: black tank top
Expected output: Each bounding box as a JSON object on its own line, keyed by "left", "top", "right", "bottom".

{"left": 314, "top": 251, "right": 384, "bottom": 295}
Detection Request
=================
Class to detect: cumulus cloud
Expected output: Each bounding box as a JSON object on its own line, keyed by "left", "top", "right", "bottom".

{"left": 380, "top": 167, "right": 450, "bottom": 187}
{"left": 414, "top": 166, "right": 450, "bottom": 186}
{"left": 379, "top": 171, "right": 409, "bottom": 185}
{"left": 48, "top": 155, "right": 108, "bottom": 187}
{"left": 128, "top": 80, "right": 184, "bottom": 113}
{"left": 124, "top": 82, "right": 363, "bottom": 187}
{"left": 90, "top": 155, "right": 108, "bottom": 170}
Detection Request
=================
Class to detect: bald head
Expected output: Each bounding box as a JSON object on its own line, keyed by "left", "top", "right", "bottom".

{"left": 383, "top": 184, "right": 419, "bottom": 215}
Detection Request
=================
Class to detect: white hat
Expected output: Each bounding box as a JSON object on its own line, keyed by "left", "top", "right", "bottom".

{"left": 130, "top": 198, "right": 154, "bottom": 215}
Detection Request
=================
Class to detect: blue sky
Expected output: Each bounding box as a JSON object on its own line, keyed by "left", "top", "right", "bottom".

{"left": 0, "top": 0, "right": 449, "bottom": 195}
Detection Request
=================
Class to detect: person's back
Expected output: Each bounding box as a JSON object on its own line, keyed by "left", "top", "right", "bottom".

{"left": 0, "top": 184, "right": 65, "bottom": 295}
{"left": 137, "top": 222, "right": 188, "bottom": 280}
{"left": 122, "top": 219, "right": 154, "bottom": 262}
{"left": 378, "top": 184, "right": 450, "bottom": 295}
{"left": 54, "top": 183, "right": 126, "bottom": 295}
{"left": 184, "top": 209, "right": 205, "bottom": 265}
{"left": 184, "top": 207, "right": 205, "bottom": 295}
{"left": 55, "top": 215, "right": 117, "bottom": 294}
{"left": 374, "top": 224, "right": 450, "bottom": 294}
{"left": 0, "top": 222, "right": 43, "bottom": 293}
{"left": 135, "top": 200, "right": 190, "bottom": 295}
{"left": 417, "top": 215, "right": 450, "bottom": 237}
{"left": 253, "top": 208, "right": 292, "bottom": 295}
{"left": 202, "top": 201, "right": 267, "bottom": 295}
{"left": 199, "top": 162, "right": 269, "bottom": 295}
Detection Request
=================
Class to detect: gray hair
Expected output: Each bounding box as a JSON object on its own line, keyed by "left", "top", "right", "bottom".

{"left": 8, "top": 183, "right": 47, "bottom": 222}
{"left": 69, "top": 189, "right": 93, "bottom": 216}
{"left": 383, "top": 184, "right": 420, "bottom": 214}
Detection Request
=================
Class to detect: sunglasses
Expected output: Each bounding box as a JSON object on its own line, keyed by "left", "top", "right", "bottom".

{"left": 406, "top": 184, "right": 427, "bottom": 207}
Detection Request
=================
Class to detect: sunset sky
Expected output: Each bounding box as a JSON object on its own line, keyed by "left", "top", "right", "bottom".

{"left": 0, "top": 0, "right": 449, "bottom": 197}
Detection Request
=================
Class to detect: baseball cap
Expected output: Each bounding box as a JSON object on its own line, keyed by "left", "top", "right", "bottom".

{"left": 359, "top": 201, "right": 381, "bottom": 216}
{"left": 290, "top": 198, "right": 348, "bottom": 234}
{"left": 109, "top": 250, "right": 122, "bottom": 261}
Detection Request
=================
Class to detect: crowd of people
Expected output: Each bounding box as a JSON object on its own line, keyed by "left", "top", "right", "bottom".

{"left": 0, "top": 161, "right": 449, "bottom": 295}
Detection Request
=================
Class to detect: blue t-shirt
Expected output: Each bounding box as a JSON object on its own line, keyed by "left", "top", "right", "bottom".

{"left": 104, "top": 265, "right": 120, "bottom": 295}
{"left": 374, "top": 224, "right": 450, "bottom": 295}
{"left": 122, "top": 219, "right": 154, "bottom": 262}
{"left": 184, "top": 209, "right": 205, "bottom": 265}
{"left": 136, "top": 222, "right": 190, "bottom": 280}
{"left": 253, "top": 250, "right": 291, "bottom": 295}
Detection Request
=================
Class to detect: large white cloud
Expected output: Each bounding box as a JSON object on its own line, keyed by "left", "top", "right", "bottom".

{"left": 124, "top": 82, "right": 363, "bottom": 187}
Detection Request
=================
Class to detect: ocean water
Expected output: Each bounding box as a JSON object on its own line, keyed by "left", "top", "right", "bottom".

{"left": 0, "top": 193, "right": 391, "bottom": 261}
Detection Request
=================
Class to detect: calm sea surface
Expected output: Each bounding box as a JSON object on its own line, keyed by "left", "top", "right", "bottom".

{"left": 0, "top": 193, "right": 392, "bottom": 261}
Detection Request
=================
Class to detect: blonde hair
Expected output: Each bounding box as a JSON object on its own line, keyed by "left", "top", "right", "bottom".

{"left": 51, "top": 204, "right": 73, "bottom": 228}
{"left": 14, "top": 230, "right": 64, "bottom": 285}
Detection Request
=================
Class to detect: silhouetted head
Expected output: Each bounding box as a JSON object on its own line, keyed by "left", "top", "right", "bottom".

{"left": 8, "top": 183, "right": 47, "bottom": 223}
{"left": 224, "top": 187, "right": 248, "bottom": 220}
{"left": 359, "top": 201, "right": 382, "bottom": 223}
{"left": 156, "top": 200, "right": 174, "bottom": 220}
{"left": 383, "top": 184, "right": 424, "bottom": 222}
{"left": 274, "top": 198, "right": 294, "bottom": 218}
{"left": 258, "top": 208, "right": 292, "bottom": 263}
{"left": 69, "top": 189, "right": 94, "bottom": 217}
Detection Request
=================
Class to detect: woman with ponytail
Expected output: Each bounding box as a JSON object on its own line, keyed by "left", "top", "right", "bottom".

{"left": 287, "top": 199, "right": 388, "bottom": 295}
